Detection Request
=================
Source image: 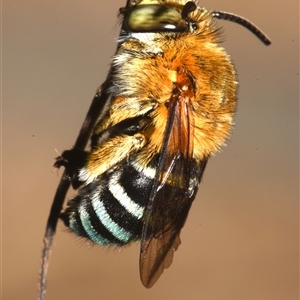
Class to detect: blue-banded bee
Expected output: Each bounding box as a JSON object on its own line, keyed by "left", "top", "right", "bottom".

{"left": 39, "top": 0, "right": 270, "bottom": 298}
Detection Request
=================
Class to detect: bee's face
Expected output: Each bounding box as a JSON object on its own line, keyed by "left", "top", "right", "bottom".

{"left": 123, "top": 1, "right": 194, "bottom": 33}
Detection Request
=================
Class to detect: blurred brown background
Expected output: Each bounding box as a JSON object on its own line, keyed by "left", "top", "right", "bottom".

{"left": 2, "top": 0, "right": 298, "bottom": 299}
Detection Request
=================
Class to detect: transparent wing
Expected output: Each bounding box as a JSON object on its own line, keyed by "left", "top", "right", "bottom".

{"left": 139, "top": 92, "right": 208, "bottom": 288}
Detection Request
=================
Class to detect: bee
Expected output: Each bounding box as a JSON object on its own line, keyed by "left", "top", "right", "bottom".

{"left": 39, "top": 0, "right": 270, "bottom": 298}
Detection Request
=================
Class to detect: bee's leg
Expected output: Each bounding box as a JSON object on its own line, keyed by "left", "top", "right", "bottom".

{"left": 38, "top": 84, "right": 112, "bottom": 300}
{"left": 54, "top": 149, "right": 88, "bottom": 189}
{"left": 79, "top": 132, "right": 146, "bottom": 184}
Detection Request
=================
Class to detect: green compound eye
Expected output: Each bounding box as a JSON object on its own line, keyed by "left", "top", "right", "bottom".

{"left": 125, "top": 4, "right": 188, "bottom": 32}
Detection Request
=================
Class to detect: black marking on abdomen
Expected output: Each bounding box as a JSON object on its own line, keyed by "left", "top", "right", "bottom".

{"left": 60, "top": 160, "right": 154, "bottom": 246}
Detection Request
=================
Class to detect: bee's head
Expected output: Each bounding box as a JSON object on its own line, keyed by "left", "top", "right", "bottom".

{"left": 120, "top": 1, "right": 199, "bottom": 33}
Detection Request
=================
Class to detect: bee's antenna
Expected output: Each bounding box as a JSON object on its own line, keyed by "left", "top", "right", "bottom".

{"left": 212, "top": 11, "right": 271, "bottom": 45}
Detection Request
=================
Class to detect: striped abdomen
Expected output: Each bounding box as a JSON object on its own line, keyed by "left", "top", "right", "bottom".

{"left": 60, "top": 160, "right": 153, "bottom": 246}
